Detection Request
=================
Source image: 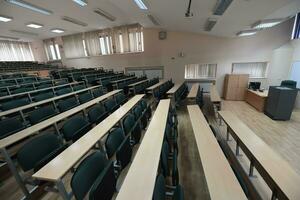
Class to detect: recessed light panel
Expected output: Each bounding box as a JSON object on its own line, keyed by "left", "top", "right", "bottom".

{"left": 252, "top": 19, "right": 283, "bottom": 29}
{"left": 0, "top": 15, "right": 13, "bottom": 22}
{"left": 134, "top": 0, "right": 148, "bottom": 10}
{"left": 72, "top": 0, "right": 87, "bottom": 7}
{"left": 5, "top": 0, "right": 53, "bottom": 15}
{"left": 26, "top": 23, "right": 43, "bottom": 29}
{"left": 237, "top": 30, "right": 257, "bottom": 37}
{"left": 51, "top": 29, "right": 64, "bottom": 33}
{"left": 62, "top": 16, "right": 87, "bottom": 27}
{"left": 94, "top": 9, "right": 116, "bottom": 22}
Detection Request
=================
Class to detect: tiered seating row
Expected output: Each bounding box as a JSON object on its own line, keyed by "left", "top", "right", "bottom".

{"left": 128, "top": 77, "right": 159, "bottom": 95}
{"left": 117, "top": 99, "right": 183, "bottom": 200}
{"left": 147, "top": 79, "right": 174, "bottom": 102}
{"left": 167, "top": 82, "right": 188, "bottom": 104}
{"left": 188, "top": 105, "right": 247, "bottom": 200}
{"left": 0, "top": 85, "right": 107, "bottom": 139}
{"left": 0, "top": 61, "right": 58, "bottom": 72}
{"left": 0, "top": 78, "right": 68, "bottom": 96}
{"left": 218, "top": 111, "right": 300, "bottom": 200}
{"left": 32, "top": 94, "right": 150, "bottom": 199}
{"left": 0, "top": 90, "right": 126, "bottom": 198}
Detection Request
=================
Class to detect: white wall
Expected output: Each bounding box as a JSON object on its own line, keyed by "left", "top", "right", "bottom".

{"left": 31, "top": 19, "right": 294, "bottom": 97}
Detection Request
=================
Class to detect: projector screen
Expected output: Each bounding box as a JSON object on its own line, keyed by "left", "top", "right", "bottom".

{"left": 290, "top": 61, "right": 300, "bottom": 88}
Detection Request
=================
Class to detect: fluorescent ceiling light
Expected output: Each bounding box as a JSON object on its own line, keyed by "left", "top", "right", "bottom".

{"left": 252, "top": 19, "right": 283, "bottom": 29}
{"left": 62, "top": 16, "right": 88, "bottom": 27}
{"left": 94, "top": 8, "right": 116, "bottom": 22}
{"left": 72, "top": 0, "right": 87, "bottom": 7}
{"left": 5, "top": 0, "right": 53, "bottom": 15}
{"left": 147, "top": 14, "right": 160, "bottom": 26}
{"left": 10, "top": 30, "right": 38, "bottom": 36}
{"left": 26, "top": 23, "right": 43, "bottom": 29}
{"left": 51, "top": 29, "right": 64, "bottom": 33}
{"left": 0, "top": 35, "right": 19, "bottom": 40}
{"left": 133, "top": 0, "right": 148, "bottom": 10}
{"left": 204, "top": 18, "right": 218, "bottom": 32}
{"left": 0, "top": 15, "right": 13, "bottom": 22}
{"left": 237, "top": 30, "right": 257, "bottom": 37}
{"left": 213, "top": 0, "right": 233, "bottom": 16}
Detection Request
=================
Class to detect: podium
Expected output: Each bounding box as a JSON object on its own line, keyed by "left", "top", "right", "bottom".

{"left": 264, "top": 86, "right": 298, "bottom": 120}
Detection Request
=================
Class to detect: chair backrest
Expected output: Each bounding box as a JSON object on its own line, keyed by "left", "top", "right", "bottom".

{"left": 56, "top": 87, "right": 72, "bottom": 95}
{"left": 17, "top": 133, "right": 63, "bottom": 172}
{"left": 89, "top": 161, "right": 116, "bottom": 200}
{"left": 92, "top": 88, "right": 103, "bottom": 98}
{"left": 2, "top": 98, "right": 30, "bottom": 111}
{"left": 105, "top": 128, "right": 125, "bottom": 158}
{"left": 116, "top": 136, "right": 132, "bottom": 169}
{"left": 281, "top": 80, "right": 297, "bottom": 89}
{"left": 161, "top": 141, "right": 170, "bottom": 177}
{"left": 0, "top": 117, "right": 24, "bottom": 139}
{"left": 73, "top": 84, "right": 86, "bottom": 91}
{"left": 122, "top": 114, "right": 136, "bottom": 136}
{"left": 104, "top": 98, "right": 118, "bottom": 113}
{"left": 28, "top": 105, "right": 58, "bottom": 125}
{"left": 34, "top": 92, "right": 55, "bottom": 102}
{"left": 152, "top": 174, "right": 166, "bottom": 200}
{"left": 78, "top": 92, "right": 93, "bottom": 104}
{"left": 133, "top": 105, "right": 143, "bottom": 120}
{"left": 88, "top": 105, "right": 107, "bottom": 124}
{"left": 139, "top": 99, "right": 147, "bottom": 111}
{"left": 61, "top": 116, "right": 90, "bottom": 142}
{"left": 116, "top": 93, "right": 127, "bottom": 105}
{"left": 57, "top": 96, "right": 79, "bottom": 112}
{"left": 71, "top": 151, "right": 109, "bottom": 200}
{"left": 36, "top": 83, "right": 52, "bottom": 89}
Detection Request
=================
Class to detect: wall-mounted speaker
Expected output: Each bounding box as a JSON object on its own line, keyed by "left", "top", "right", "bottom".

{"left": 159, "top": 31, "right": 167, "bottom": 40}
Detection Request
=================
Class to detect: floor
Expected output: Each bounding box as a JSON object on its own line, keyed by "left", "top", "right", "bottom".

{"left": 1, "top": 97, "right": 300, "bottom": 200}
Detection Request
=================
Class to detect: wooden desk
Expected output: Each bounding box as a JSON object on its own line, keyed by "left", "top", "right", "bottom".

{"left": 128, "top": 79, "right": 149, "bottom": 94}
{"left": 0, "top": 81, "right": 79, "bottom": 101}
{"left": 116, "top": 99, "right": 170, "bottom": 200}
{"left": 0, "top": 90, "right": 122, "bottom": 199}
{"left": 33, "top": 95, "right": 144, "bottom": 199}
{"left": 166, "top": 82, "right": 183, "bottom": 95}
{"left": 218, "top": 111, "right": 300, "bottom": 200}
{"left": 245, "top": 89, "right": 268, "bottom": 112}
{"left": 146, "top": 80, "right": 168, "bottom": 93}
{"left": 188, "top": 105, "right": 247, "bottom": 200}
{"left": 187, "top": 83, "right": 199, "bottom": 99}
{"left": 0, "top": 85, "right": 99, "bottom": 119}
{"left": 210, "top": 85, "right": 221, "bottom": 110}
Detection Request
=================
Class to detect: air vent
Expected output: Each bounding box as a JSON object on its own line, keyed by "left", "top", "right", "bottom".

{"left": 147, "top": 14, "right": 160, "bottom": 26}
{"left": 204, "top": 18, "right": 217, "bottom": 31}
{"left": 10, "top": 30, "right": 38, "bottom": 36}
{"left": 94, "top": 8, "right": 116, "bottom": 22}
{"left": 213, "top": 0, "right": 233, "bottom": 16}
{"left": 62, "top": 16, "right": 87, "bottom": 27}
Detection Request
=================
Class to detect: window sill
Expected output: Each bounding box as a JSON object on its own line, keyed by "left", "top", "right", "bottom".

{"left": 65, "top": 51, "right": 144, "bottom": 60}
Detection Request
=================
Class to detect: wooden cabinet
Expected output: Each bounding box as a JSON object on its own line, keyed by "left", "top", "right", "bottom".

{"left": 223, "top": 74, "right": 249, "bottom": 100}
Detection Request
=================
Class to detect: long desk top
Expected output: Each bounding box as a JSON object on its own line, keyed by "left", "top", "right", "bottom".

{"left": 0, "top": 90, "right": 122, "bottom": 149}
{"left": 110, "top": 77, "right": 136, "bottom": 84}
{"left": 247, "top": 89, "right": 269, "bottom": 97}
{"left": 0, "top": 81, "right": 79, "bottom": 101}
{"left": 210, "top": 85, "right": 221, "bottom": 103}
{"left": 166, "top": 82, "right": 184, "bottom": 95}
{"left": 116, "top": 99, "right": 170, "bottom": 200}
{"left": 187, "top": 83, "right": 199, "bottom": 99}
{"left": 33, "top": 94, "right": 144, "bottom": 182}
{"left": 218, "top": 111, "right": 300, "bottom": 200}
{"left": 0, "top": 85, "right": 99, "bottom": 118}
{"left": 188, "top": 106, "right": 247, "bottom": 200}
{"left": 128, "top": 79, "right": 149, "bottom": 87}
{"left": 146, "top": 80, "right": 168, "bottom": 91}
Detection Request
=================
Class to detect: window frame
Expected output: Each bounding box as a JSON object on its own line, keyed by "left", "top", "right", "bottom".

{"left": 231, "top": 62, "right": 269, "bottom": 79}
{"left": 184, "top": 63, "right": 217, "bottom": 80}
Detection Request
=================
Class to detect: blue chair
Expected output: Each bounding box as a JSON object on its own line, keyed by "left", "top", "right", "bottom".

{"left": 0, "top": 118, "right": 25, "bottom": 139}
{"left": 104, "top": 98, "right": 119, "bottom": 113}
{"left": 28, "top": 105, "right": 58, "bottom": 125}
{"left": 61, "top": 116, "right": 91, "bottom": 142}
{"left": 88, "top": 105, "right": 108, "bottom": 124}
{"left": 57, "top": 96, "right": 79, "bottom": 112}
{"left": 2, "top": 98, "right": 30, "bottom": 111}
{"left": 79, "top": 92, "right": 93, "bottom": 104}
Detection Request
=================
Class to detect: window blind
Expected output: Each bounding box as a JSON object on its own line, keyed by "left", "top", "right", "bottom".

{"left": 185, "top": 63, "right": 217, "bottom": 79}
{"left": 0, "top": 40, "right": 34, "bottom": 61}
{"left": 232, "top": 62, "right": 268, "bottom": 78}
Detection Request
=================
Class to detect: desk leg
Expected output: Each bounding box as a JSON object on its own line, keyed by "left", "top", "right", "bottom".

{"left": 56, "top": 179, "right": 72, "bottom": 200}
{"left": 226, "top": 127, "right": 230, "bottom": 141}
{"left": 249, "top": 160, "right": 255, "bottom": 177}
{"left": 0, "top": 147, "right": 30, "bottom": 198}
{"left": 235, "top": 142, "right": 240, "bottom": 156}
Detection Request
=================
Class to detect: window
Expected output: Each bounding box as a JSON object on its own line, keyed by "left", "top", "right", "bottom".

{"left": 119, "top": 34, "right": 124, "bottom": 53}
{"left": 44, "top": 39, "right": 61, "bottom": 60}
{"left": 129, "top": 29, "right": 144, "bottom": 52}
{"left": 99, "top": 36, "right": 112, "bottom": 55}
{"left": 126, "top": 66, "right": 164, "bottom": 79}
{"left": 290, "top": 61, "right": 300, "bottom": 88}
{"left": 184, "top": 64, "right": 217, "bottom": 79}
{"left": 0, "top": 41, "right": 34, "bottom": 61}
{"left": 232, "top": 62, "right": 268, "bottom": 78}
{"left": 82, "top": 40, "right": 88, "bottom": 57}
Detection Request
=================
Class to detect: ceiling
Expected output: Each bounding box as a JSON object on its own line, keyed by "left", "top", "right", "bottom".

{"left": 0, "top": 0, "right": 299, "bottom": 41}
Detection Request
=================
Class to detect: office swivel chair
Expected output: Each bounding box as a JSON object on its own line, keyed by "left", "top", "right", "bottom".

{"left": 280, "top": 80, "right": 297, "bottom": 89}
